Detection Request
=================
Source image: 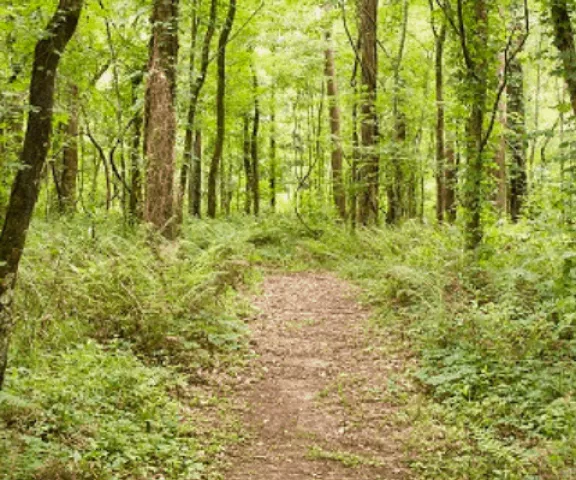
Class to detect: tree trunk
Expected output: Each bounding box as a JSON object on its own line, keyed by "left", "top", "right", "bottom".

{"left": 269, "top": 93, "right": 277, "bottom": 211}
{"left": 462, "top": 0, "right": 488, "bottom": 251}
{"left": 324, "top": 29, "right": 347, "bottom": 220}
{"left": 207, "top": 0, "right": 236, "bottom": 218}
{"left": 184, "top": 0, "right": 218, "bottom": 218}
{"left": 507, "top": 9, "right": 527, "bottom": 222}
{"left": 0, "top": 0, "right": 83, "bottom": 390}
{"left": 388, "top": 0, "right": 409, "bottom": 225}
{"left": 243, "top": 115, "right": 253, "bottom": 215}
{"left": 434, "top": 21, "right": 447, "bottom": 222}
{"left": 60, "top": 83, "right": 79, "bottom": 213}
{"left": 445, "top": 138, "right": 457, "bottom": 223}
{"left": 551, "top": 0, "right": 576, "bottom": 116}
{"left": 251, "top": 70, "right": 261, "bottom": 217}
{"left": 129, "top": 71, "right": 144, "bottom": 221}
{"left": 144, "top": 0, "right": 179, "bottom": 237}
{"left": 357, "top": 0, "right": 379, "bottom": 225}
{"left": 493, "top": 48, "right": 508, "bottom": 214}
{"left": 188, "top": 128, "right": 202, "bottom": 216}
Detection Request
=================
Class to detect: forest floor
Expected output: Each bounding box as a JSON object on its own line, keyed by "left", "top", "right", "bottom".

{"left": 223, "top": 271, "right": 411, "bottom": 479}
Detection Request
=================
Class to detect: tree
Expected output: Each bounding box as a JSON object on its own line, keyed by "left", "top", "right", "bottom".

{"left": 324, "top": 27, "right": 347, "bottom": 220}
{"left": 207, "top": 0, "right": 236, "bottom": 219}
{"left": 508, "top": 2, "right": 527, "bottom": 222}
{"left": 430, "top": 1, "right": 448, "bottom": 223}
{"left": 251, "top": 68, "right": 261, "bottom": 217}
{"left": 60, "top": 83, "right": 80, "bottom": 213}
{"left": 551, "top": 0, "right": 576, "bottom": 116}
{"left": 357, "top": 0, "right": 379, "bottom": 226}
{"left": 0, "top": 0, "right": 84, "bottom": 390}
{"left": 144, "top": 0, "right": 179, "bottom": 237}
{"left": 182, "top": 0, "right": 218, "bottom": 219}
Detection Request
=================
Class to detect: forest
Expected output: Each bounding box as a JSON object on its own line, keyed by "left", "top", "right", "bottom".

{"left": 1, "top": 0, "right": 576, "bottom": 478}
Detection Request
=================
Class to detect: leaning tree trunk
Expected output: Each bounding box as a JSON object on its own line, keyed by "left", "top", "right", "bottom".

{"left": 0, "top": 0, "right": 83, "bottom": 390}
{"left": 207, "top": 0, "right": 236, "bottom": 218}
{"left": 357, "top": 0, "right": 379, "bottom": 226}
{"left": 144, "top": 0, "right": 179, "bottom": 237}
{"left": 324, "top": 29, "right": 347, "bottom": 220}
{"left": 551, "top": 0, "right": 576, "bottom": 116}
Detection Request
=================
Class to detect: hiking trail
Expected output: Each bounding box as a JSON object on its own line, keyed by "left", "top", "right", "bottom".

{"left": 225, "top": 272, "right": 410, "bottom": 479}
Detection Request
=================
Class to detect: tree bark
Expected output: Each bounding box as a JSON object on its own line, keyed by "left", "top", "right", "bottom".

{"left": 434, "top": 21, "right": 447, "bottom": 222}
{"left": 551, "top": 0, "right": 576, "bottom": 116}
{"left": 251, "top": 70, "right": 261, "bottom": 217}
{"left": 243, "top": 115, "right": 253, "bottom": 215}
{"left": 144, "top": 0, "right": 179, "bottom": 236}
{"left": 183, "top": 0, "right": 218, "bottom": 218}
{"left": 445, "top": 138, "right": 457, "bottom": 223}
{"left": 0, "top": 0, "right": 83, "bottom": 390}
{"left": 60, "top": 83, "right": 79, "bottom": 213}
{"left": 357, "top": 0, "right": 379, "bottom": 226}
{"left": 129, "top": 71, "right": 144, "bottom": 221}
{"left": 324, "top": 29, "right": 347, "bottom": 220}
{"left": 207, "top": 0, "right": 236, "bottom": 218}
{"left": 388, "top": 0, "right": 409, "bottom": 225}
{"left": 269, "top": 93, "right": 277, "bottom": 211}
{"left": 462, "top": 0, "right": 489, "bottom": 251}
{"left": 507, "top": 8, "right": 527, "bottom": 222}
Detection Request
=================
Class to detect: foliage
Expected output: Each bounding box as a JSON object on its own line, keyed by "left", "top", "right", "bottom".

{"left": 229, "top": 215, "right": 576, "bottom": 478}
{"left": 1, "top": 215, "right": 257, "bottom": 479}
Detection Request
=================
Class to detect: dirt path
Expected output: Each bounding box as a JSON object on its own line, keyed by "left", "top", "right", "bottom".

{"left": 225, "top": 272, "right": 410, "bottom": 479}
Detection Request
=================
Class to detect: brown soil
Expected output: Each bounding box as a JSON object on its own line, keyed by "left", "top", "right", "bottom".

{"left": 225, "top": 272, "right": 410, "bottom": 479}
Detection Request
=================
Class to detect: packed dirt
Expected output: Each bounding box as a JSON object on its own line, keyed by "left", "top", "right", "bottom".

{"left": 225, "top": 272, "right": 410, "bottom": 479}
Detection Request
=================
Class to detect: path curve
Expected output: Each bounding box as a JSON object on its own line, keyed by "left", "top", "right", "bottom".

{"left": 225, "top": 272, "right": 409, "bottom": 479}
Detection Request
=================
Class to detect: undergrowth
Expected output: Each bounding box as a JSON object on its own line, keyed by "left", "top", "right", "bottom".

{"left": 2, "top": 213, "right": 575, "bottom": 479}
{"left": 252, "top": 215, "right": 576, "bottom": 479}
{"left": 1, "top": 216, "right": 258, "bottom": 480}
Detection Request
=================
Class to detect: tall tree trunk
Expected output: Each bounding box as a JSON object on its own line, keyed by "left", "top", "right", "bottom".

{"left": 388, "top": 0, "right": 409, "bottom": 225}
{"left": 358, "top": 0, "right": 379, "bottom": 225}
{"left": 129, "top": 71, "right": 144, "bottom": 221}
{"left": 445, "top": 137, "right": 457, "bottom": 223}
{"left": 188, "top": 128, "right": 202, "bottom": 215}
{"left": 551, "top": 0, "right": 576, "bottom": 116}
{"left": 251, "top": 70, "right": 261, "bottom": 217}
{"left": 144, "top": 0, "right": 179, "bottom": 237}
{"left": 508, "top": 7, "right": 527, "bottom": 222}
{"left": 184, "top": 0, "right": 218, "bottom": 218}
{"left": 269, "top": 92, "right": 277, "bottom": 211}
{"left": 434, "top": 20, "right": 447, "bottom": 222}
{"left": 462, "top": 0, "right": 489, "bottom": 251}
{"left": 324, "top": 29, "right": 347, "bottom": 220}
{"left": 494, "top": 92, "right": 508, "bottom": 214}
{"left": 243, "top": 115, "right": 253, "bottom": 215}
{"left": 207, "top": 0, "right": 236, "bottom": 218}
{"left": 0, "top": 0, "right": 83, "bottom": 390}
{"left": 60, "top": 83, "right": 79, "bottom": 213}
